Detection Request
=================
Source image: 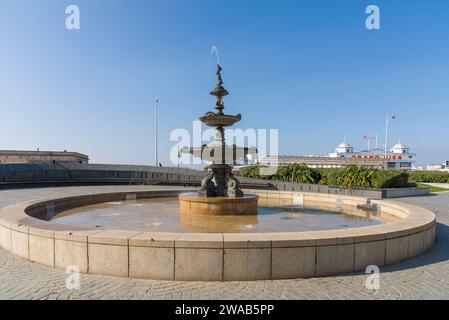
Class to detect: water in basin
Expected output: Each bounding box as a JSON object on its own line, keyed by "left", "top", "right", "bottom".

{"left": 46, "top": 197, "right": 396, "bottom": 233}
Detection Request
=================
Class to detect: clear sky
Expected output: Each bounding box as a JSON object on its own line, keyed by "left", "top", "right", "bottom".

{"left": 0, "top": 0, "right": 448, "bottom": 166}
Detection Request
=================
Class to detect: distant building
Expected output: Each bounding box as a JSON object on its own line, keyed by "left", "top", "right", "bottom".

{"left": 0, "top": 150, "right": 89, "bottom": 164}
{"left": 259, "top": 141, "right": 416, "bottom": 171}
{"left": 329, "top": 142, "right": 416, "bottom": 171}
{"left": 427, "top": 162, "right": 449, "bottom": 172}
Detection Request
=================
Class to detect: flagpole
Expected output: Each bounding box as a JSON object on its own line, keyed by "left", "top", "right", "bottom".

{"left": 384, "top": 114, "right": 388, "bottom": 169}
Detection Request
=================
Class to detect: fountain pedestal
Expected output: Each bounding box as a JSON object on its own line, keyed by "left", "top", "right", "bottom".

{"left": 198, "top": 164, "right": 243, "bottom": 198}
{"left": 179, "top": 193, "right": 258, "bottom": 216}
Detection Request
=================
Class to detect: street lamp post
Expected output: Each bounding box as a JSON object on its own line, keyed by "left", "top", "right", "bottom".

{"left": 155, "top": 97, "right": 159, "bottom": 166}
{"left": 177, "top": 144, "right": 180, "bottom": 168}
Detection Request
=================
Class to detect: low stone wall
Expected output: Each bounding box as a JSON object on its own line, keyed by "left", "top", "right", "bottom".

{"left": 382, "top": 187, "right": 431, "bottom": 198}
{"left": 0, "top": 189, "right": 436, "bottom": 281}
{"left": 0, "top": 163, "right": 429, "bottom": 199}
{"left": 0, "top": 163, "right": 204, "bottom": 188}
{"left": 239, "top": 178, "right": 430, "bottom": 199}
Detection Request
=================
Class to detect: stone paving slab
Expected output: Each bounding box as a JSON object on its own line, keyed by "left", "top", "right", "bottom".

{"left": 0, "top": 185, "right": 449, "bottom": 299}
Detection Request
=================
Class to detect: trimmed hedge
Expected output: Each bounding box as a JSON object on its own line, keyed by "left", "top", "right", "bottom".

{"left": 239, "top": 164, "right": 411, "bottom": 189}
{"left": 409, "top": 171, "right": 449, "bottom": 183}
{"left": 324, "top": 166, "right": 410, "bottom": 189}
{"left": 371, "top": 170, "right": 410, "bottom": 189}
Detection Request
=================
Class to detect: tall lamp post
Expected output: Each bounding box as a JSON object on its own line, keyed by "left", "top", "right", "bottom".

{"left": 155, "top": 97, "right": 159, "bottom": 166}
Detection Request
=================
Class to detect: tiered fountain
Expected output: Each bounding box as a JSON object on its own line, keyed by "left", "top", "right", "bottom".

{"left": 179, "top": 65, "right": 258, "bottom": 215}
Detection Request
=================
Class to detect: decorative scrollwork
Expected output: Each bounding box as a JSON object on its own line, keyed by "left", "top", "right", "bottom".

{"left": 225, "top": 170, "right": 240, "bottom": 191}
{"left": 226, "top": 178, "right": 238, "bottom": 190}
{"left": 201, "top": 171, "right": 215, "bottom": 190}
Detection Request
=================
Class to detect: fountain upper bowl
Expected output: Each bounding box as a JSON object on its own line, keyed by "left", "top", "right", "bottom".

{"left": 199, "top": 112, "right": 241, "bottom": 127}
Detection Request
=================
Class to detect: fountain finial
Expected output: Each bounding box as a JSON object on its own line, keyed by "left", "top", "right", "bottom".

{"left": 216, "top": 65, "right": 223, "bottom": 86}
{"left": 210, "top": 64, "right": 229, "bottom": 114}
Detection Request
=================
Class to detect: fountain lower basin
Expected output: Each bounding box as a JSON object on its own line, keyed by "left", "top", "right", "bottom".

{"left": 0, "top": 188, "right": 436, "bottom": 281}
{"left": 43, "top": 197, "right": 391, "bottom": 233}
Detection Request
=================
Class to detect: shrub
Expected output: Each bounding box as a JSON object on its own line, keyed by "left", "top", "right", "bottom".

{"left": 315, "top": 168, "right": 333, "bottom": 181}
{"left": 371, "top": 170, "right": 409, "bottom": 189}
{"left": 328, "top": 165, "right": 409, "bottom": 190}
{"left": 239, "top": 164, "right": 410, "bottom": 189}
{"left": 329, "top": 165, "right": 374, "bottom": 190}
{"left": 409, "top": 171, "right": 449, "bottom": 183}
{"left": 238, "top": 165, "right": 273, "bottom": 179}
{"left": 318, "top": 177, "right": 329, "bottom": 185}
{"left": 239, "top": 165, "right": 259, "bottom": 178}
{"left": 275, "top": 163, "right": 322, "bottom": 184}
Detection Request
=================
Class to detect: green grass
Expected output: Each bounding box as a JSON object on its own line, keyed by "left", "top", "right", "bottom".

{"left": 417, "top": 183, "right": 449, "bottom": 193}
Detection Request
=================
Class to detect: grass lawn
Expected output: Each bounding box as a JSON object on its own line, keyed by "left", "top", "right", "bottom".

{"left": 417, "top": 183, "right": 449, "bottom": 193}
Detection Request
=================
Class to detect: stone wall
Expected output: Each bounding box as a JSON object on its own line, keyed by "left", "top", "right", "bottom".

{"left": 0, "top": 163, "right": 429, "bottom": 199}
{"left": 0, "top": 163, "right": 204, "bottom": 187}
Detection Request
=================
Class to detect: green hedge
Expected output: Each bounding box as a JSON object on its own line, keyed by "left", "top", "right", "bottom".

{"left": 275, "top": 164, "right": 322, "bottom": 184}
{"left": 409, "top": 171, "right": 449, "bottom": 183}
{"left": 238, "top": 165, "right": 273, "bottom": 179}
{"left": 371, "top": 170, "right": 410, "bottom": 189}
{"left": 323, "top": 165, "right": 410, "bottom": 190}
{"left": 239, "top": 164, "right": 411, "bottom": 189}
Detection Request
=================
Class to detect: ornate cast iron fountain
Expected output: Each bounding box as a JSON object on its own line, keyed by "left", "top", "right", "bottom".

{"left": 198, "top": 65, "right": 243, "bottom": 197}
{"left": 183, "top": 64, "right": 253, "bottom": 198}
{"left": 179, "top": 64, "right": 258, "bottom": 216}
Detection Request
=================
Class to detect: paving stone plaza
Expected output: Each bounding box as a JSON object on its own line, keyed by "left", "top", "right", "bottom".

{"left": 1, "top": 186, "right": 448, "bottom": 300}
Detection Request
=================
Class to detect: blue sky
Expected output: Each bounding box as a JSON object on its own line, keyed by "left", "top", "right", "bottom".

{"left": 0, "top": 0, "right": 448, "bottom": 166}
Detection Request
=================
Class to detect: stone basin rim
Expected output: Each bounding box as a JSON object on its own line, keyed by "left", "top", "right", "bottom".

{"left": 0, "top": 188, "right": 436, "bottom": 241}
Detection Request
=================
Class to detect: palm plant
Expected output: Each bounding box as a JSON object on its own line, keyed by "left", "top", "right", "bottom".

{"left": 276, "top": 164, "right": 321, "bottom": 184}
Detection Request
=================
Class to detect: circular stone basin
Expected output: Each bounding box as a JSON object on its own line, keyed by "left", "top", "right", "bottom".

{"left": 0, "top": 189, "right": 436, "bottom": 282}
{"left": 48, "top": 197, "right": 394, "bottom": 233}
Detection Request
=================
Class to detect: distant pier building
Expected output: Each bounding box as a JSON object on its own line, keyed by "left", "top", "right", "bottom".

{"left": 259, "top": 141, "right": 416, "bottom": 171}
